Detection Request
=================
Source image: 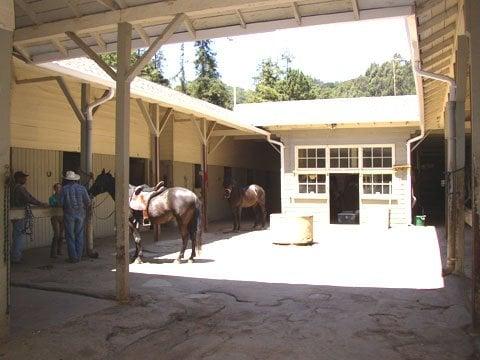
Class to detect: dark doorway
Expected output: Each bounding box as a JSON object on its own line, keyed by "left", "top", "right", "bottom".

{"left": 329, "top": 173, "right": 359, "bottom": 224}
{"left": 412, "top": 135, "right": 445, "bottom": 225}
{"left": 129, "top": 157, "right": 146, "bottom": 186}
{"left": 62, "top": 151, "right": 81, "bottom": 177}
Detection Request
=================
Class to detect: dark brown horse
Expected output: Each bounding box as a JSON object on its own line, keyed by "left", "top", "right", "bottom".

{"left": 90, "top": 170, "right": 202, "bottom": 263}
{"left": 224, "top": 179, "right": 266, "bottom": 231}
{"left": 130, "top": 185, "right": 202, "bottom": 263}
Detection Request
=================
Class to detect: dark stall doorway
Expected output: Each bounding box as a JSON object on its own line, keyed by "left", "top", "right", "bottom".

{"left": 329, "top": 173, "right": 360, "bottom": 224}
{"left": 412, "top": 135, "right": 445, "bottom": 225}
{"left": 129, "top": 157, "right": 146, "bottom": 186}
{"left": 62, "top": 151, "right": 81, "bottom": 178}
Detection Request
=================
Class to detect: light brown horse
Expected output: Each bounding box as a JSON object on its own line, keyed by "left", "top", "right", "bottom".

{"left": 224, "top": 180, "right": 266, "bottom": 231}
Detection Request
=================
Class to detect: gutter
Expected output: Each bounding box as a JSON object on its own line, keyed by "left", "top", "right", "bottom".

{"left": 412, "top": 61, "right": 457, "bottom": 276}
{"left": 266, "top": 134, "right": 285, "bottom": 213}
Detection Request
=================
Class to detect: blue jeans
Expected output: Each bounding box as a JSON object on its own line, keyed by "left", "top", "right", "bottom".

{"left": 11, "top": 219, "right": 26, "bottom": 262}
{"left": 64, "top": 212, "right": 85, "bottom": 261}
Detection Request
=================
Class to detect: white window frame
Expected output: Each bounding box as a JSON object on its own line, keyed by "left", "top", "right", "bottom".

{"left": 361, "top": 145, "right": 395, "bottom": 169}
{"left": 293, "top": 144, "right": 396, "bottom": 199}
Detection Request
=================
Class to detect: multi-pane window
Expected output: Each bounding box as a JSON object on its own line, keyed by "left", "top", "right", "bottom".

{"left": 298, "top": 174, "right": 326, "bottom": 194}
{"left": 297, "top": 148, "right": 326, "bottom": 169}
{"left": 363, "top": 174, "right": 392, "bottom": 195}
{"left": 330, "top": 147, "right": 358, "bottom": 168}
{"left": 363, "top": 147, "right": 393, "bottom": 168}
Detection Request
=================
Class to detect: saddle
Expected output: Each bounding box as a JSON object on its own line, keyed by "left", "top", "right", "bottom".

{"left": 129, "top": 181, "right": 167, "bottom": 226}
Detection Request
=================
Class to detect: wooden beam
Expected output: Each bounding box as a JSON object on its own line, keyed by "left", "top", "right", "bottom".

{"left": 191, "top": 117, "right": 206, "bottom": 144}
{"left": 126, "top": 13, "right": 186, "bottom": 82}
{"left": 421, "top": 36, "right": 455, "bottom": 60}
{"left": 184, "top": 17, "right": 196, "bottom": 39}
{"left": 133, "top": 24, "right": 150, "bottom": 46}
{"left": 95, "top": 0, "right": 120, "bottom": 10}
{"left": 136, "top": 98, "right": 159, "bottom": 137}
{"left": 66, "top": 31, "right": 117, "bottom": 80}
{"left": 420, "top": 23, "right": 456, "bottom": 49}
{"left": 417, "top": 0, "right": 446, "bottom": 15}
{"left": 453, "top": 35, "right": 468, "bottom": 275}
{"left": 417, "top": 5, "right": 458, "bottom": 34}
{"left": 351, "top": 0, "right": 360, "bottom": 20}
{"left": 423, "top": 49, "right": 452, "bottom": 70}
{"left": 206, "top": 122, "right": 217, "bottom": 141}
{"left": 51, "top": 38, "right": 68, "bottom": 56}
{"left": 14, "top": 0, "right": 413, "bottom": 44}
{"left": 115, "top": 21, "right": 132, "bottom": 303}
{"left": 209, "top": 135, "right": 226, "bottom": 155}
{"left": 158, "top": 108, "right": 173, "bottom": 136}
{"left": 55, "top": 77, "right": 84, "bottom": 123}
{"left": 13, "top": 44, "right": 31, "bottom": 62}
{"left": 236, "top": 9, "right": 247, "bottom": 29}
{"left": 211, "top": 129, "right": 247, "bottom": 137}
{"left": 15, "top": 76, "right": 59, "bottom": 85}
{"left": 15, "top": 0, "right": 41, "bottom": 25}
{"left": 91, "top": 33, "right": 107, "bottom": 52}
{"left": 292, "top": 2, "right": 301, "bottom": 25}
{"left": 66, "top": 0, "right": 82, "bottom": 18}
{"left": 427, "top": 59, "right": 452, "bottom": 74}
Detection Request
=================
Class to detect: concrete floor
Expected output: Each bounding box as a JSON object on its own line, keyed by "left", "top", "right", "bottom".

{"left": 2, "top": 221, "right": 478, "bottom": 359}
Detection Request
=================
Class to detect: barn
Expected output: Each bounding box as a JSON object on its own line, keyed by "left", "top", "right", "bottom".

{"left": 236, "top": 95, "right": 420, "bottom": 229}
{"left": 10, "top": 57, "right": 280, "bottom": 250}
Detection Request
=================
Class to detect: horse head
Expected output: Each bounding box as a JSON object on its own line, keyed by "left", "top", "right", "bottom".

{"left": 89, "top": 169, "right": 115, "bottom": 198}
{"left": 223, "top": 179, "right": 237, "bottom": 199}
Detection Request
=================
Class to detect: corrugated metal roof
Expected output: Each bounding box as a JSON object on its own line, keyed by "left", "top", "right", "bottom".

{"left": 38, "top": 57, "right": 268, "bottom": 135}
{"left": 234, "top": 95, "right": 420, "bottom": 127}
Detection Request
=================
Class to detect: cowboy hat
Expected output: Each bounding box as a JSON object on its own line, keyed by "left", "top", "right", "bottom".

{"left": 13, "top": 171, "right": 29, "bottom": 179}
{"left": 64, "top": 170, "right": 80, "bottom": 181}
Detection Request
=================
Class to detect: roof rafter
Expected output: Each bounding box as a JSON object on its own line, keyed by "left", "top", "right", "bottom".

{"left": 51, "top": 38, "right": 68, "bottom": 56}
{"left": 91, "top": 33, "right": 107, "bottom": 52}
{"left": 351, "top": 0, "right": 360, "bottom": 20}
{"left": 236, "top": 9, "right": 247, "bottom": 29}
{"left": 419, "top": 23, "right": 456, "bottom": 49}
{"left": 95, "top": 0, "right": 121, "bottom": 11}
{"left": 15, "top": 0, "right": 41, "bottom": 25}
{"left": 416, "top": 0, "right": 446, "bottom": 15}
{"left": 66, "top": 0, "right": 82, "bottom": 18}
{"left": 421, "top": 36, "right": 455, "bottom": 59}
{"left": 422, "top": 49, "right": 452, "bottom": 70}
{"left": 292, "top": 2, "right": 301, "bottom": 25}
{"left": 133, "top": 24, "right": 150, "bottom": 46}
{"left": 184, "top": 17, "right": 196, "bottom": 39}
{"left": 417, "top": 4, "right": 458, "bottom": 33}
{"left": 65, "top": 31, "right": 117, "bottom": 80}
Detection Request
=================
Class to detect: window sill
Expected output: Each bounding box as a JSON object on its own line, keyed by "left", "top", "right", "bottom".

{"left": 293, "top": 194, "right": 328, "bottom": 200}
{"left": 361, "top": 195, "right": 395, "bottom": 201}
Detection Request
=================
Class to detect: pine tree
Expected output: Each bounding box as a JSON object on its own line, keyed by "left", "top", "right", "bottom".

{"left": 179, "top": 44, "right": 187, "bottom": 94}
{"left": 188, "top": 40, "right": 232, "bottom": 109}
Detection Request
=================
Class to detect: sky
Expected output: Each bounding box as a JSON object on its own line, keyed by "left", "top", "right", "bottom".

{"left": 160, "top": 17, "right": 412, "bottom": 90}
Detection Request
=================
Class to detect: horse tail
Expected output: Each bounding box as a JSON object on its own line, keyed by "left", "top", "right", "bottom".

{"left": 189, "top": 198, "right": 203, "bottom": 254}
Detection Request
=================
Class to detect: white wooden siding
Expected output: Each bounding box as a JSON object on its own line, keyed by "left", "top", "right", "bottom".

{"left": 277, "top": 127, "right": 416, "bottom": 226}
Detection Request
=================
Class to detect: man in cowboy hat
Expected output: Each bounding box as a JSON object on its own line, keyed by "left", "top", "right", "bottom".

{"left": 10, "top": 171, "right": 48, "bottom": 263}
{"left": 60, "top": 170, "right": 91, "bottom": 263}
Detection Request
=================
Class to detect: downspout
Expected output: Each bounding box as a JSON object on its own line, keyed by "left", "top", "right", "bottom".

{"left": 413, "top": 61, "right": 457, "bottom": 275}
{"left": 85, "top": 88, "right": 115, "bottom": 258}
{"left": 266, "top": 134, "right": 285, "bottom": 213}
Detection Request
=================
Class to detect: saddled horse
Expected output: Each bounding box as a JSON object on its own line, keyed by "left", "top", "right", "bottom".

{"left": 89, "top": 170, "right": 202, "bottom": 263}
{"left": 224, "top": 179, "right": 266, "bottom": 231}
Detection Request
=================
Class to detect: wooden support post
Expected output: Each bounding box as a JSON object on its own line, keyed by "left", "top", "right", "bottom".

{"left": 202, "top": 127, "right": 208, "bottom": 232}
{"left": 467, "top": 0, "right": 480, "bottom": 329}
{"left": 454, "top": 35, "right": 468, "bottom": 275}
{"left": 149, "top": 103, "right": 161, "bottom": 242}
{"left": 0, "top": 25, "right": 13, "bottom": 341}
{"left": 80, "top": 83, "right": 95, "bottom": 258}
{"left": 115, "top": 22, "right": 132, "bottom": 303}
{"left": 445, "top": 100, "right": 456, "bottom": 273}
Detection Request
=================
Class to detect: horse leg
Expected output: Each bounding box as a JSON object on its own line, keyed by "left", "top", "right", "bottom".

{"left": 252, "top": 205, "right": 259, "bottom": 229}
{"left": 175, "top": 222, "right": 188, "bottom": 264}
{"left": 130, "top": 225, "right": 143, "bottom": 264}
{"left": 237, "top": 207, "right": 243, "bottom": 231}
{"left": 260, "top": 202, "right": 267, "bottom": 229}
{"left": 232, "top": 208, "right": 238, "bottom": 232}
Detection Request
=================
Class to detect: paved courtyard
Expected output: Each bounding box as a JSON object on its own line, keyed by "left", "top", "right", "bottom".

{"left": 3, "top": 222, "right": 478, "bottom": 359}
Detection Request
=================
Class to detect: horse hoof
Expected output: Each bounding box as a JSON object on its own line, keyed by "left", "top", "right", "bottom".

{"left": 188, "top": 258, "right": 194, "bottom": 263}
{"left": 133, "top": 257, "right": 143, "bottom": 264}
{"left": 174, "top": 259, "right": 181, "bottom": 264}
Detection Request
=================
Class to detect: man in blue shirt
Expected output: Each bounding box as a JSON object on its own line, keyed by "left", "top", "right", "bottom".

{"left": 60, "top": 171, "right": 91, "bottom": 263}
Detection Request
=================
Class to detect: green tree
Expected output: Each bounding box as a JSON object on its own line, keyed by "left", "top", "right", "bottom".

{"left": 249, "top": 58, "right": 284, "bottom": 102}
{"left": 188, "top": 40, "right": 232, "bottom": 109}
{"left": 100, "top": 51, "right": 169, "bottom": 86}
{"left": 277, "top": 69, "right": 318, "bottom": 100}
